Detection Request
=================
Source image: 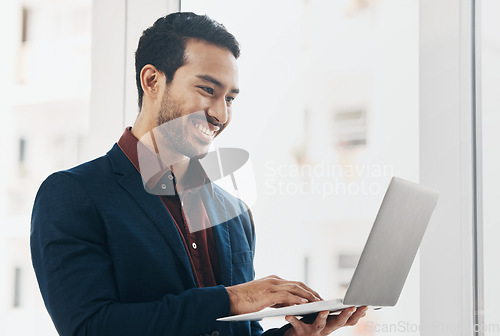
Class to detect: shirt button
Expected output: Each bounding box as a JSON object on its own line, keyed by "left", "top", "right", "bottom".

{"left": 168, "top": 175, "right": 174, "bottom": 180}
{"left": 192, "top": 242, "right": 197, "bottom": 249}
{"left": 161, "top": 184, "right": 166, "bottom": 189}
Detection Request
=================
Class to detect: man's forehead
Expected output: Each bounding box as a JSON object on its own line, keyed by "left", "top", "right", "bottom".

{"left": 180, "top": 39, "right": 239, "bottom": 85}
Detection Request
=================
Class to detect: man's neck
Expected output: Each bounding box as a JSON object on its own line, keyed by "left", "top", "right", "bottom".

{"left": 132, "top": 108, "right": 196, "bottom": 193}
{"left": 131, "top": 127, "right": 191, "bottom": 194}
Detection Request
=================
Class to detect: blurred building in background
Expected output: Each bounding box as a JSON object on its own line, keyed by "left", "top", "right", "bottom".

{"left": 0, "top": 0, "right": 91, "bottom": 334}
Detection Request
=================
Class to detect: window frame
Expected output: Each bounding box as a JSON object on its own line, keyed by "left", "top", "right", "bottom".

{"left": 419, "top": 0, "right": 482, "bottom": 335}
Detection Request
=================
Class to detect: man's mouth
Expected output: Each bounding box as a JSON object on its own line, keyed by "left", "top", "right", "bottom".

{"left": 191, "top": 119, "right": 220, "bottom": 137}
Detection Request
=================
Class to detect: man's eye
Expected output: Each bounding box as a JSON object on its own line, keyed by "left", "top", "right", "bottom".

{"left": 226, "top": 97, "right": 235, "bottom": 106}
{"left": 199, "top": 87, "right": 214, "bottom": 95}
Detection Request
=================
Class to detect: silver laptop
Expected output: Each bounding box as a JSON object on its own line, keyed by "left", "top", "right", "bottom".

{"left": 218, "top": 176, "right": 439, "bottom": 322}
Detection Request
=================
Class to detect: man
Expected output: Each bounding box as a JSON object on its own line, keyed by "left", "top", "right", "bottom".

{"left": 31, "top": 12, "right": 367, "bottom": 336}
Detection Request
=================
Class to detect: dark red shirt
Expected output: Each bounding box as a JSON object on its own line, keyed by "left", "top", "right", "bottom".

{"left": 117, "top": 127, "right": 220, "bottom": 287}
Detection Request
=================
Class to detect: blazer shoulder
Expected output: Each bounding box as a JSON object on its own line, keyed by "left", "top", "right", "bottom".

{"left": 34, "top": 144, "right": 128, "bottom": 205}
{"left": 44, "top": 143, "right": 128, "bottom": 185}
{"left": 63, "top": 153, "right": 113, "bottom": 180}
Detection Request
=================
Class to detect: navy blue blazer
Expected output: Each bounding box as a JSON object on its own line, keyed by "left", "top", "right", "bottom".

{"left": 31, "top": 143, "right": 285, "bottom": 336}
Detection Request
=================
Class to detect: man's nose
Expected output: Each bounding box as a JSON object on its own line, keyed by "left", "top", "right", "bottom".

{"left": 207, "top": 98, "right": 228, "bottom": 125}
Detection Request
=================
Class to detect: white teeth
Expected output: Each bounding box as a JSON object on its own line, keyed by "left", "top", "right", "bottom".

{"left": 195, "top": 122, "right": 214, "bottom": 136}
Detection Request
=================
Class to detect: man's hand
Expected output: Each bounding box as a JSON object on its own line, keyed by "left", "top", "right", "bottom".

{"left": 284, "top": 306, "right": 368, "bottom": 336}
{"left": 225, "top": 275, "right": 322, "bottom": 315}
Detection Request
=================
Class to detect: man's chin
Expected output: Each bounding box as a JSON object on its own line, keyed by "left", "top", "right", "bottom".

{"left": 180, "top": 142, "right": 211, "bottom": 160}
{"left": 190, "top": 148, "right": 210, "bottom": 160}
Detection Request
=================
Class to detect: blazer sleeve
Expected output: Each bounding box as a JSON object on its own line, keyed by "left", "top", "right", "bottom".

{"left": 31, "top": 172, "right": 230, "bottom": 336}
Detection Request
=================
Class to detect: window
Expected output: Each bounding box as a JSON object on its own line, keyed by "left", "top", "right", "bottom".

{"left": 182, "top": 1, "right": 419, "bottom": 333}
{"left": 0, "top": 0, "right": 92, "bottom": 335}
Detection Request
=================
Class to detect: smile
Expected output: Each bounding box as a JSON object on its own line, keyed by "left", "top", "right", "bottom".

{"left": 193, "top": 120, "right": 216, "bottom": 137}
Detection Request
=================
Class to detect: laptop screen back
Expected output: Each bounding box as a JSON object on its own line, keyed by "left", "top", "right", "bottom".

{"left": 343, "top": 177, "right": 439, "bottom": 306}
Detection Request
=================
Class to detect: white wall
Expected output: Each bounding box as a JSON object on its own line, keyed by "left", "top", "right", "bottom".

{"left": 481, "top": 0, "right": 500, "bottom": 334}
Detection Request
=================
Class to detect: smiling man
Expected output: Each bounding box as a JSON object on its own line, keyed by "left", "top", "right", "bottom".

{"left": 136, "top": 39, "right": 239, "bottom": 160}
{"left": 30, "top": 12, "right": 366, "bottom": 336}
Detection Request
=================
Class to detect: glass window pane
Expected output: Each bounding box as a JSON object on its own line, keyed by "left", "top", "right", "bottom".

{"left": 0, "top": 1, "right": 92, "bottom": 335}
{"left": 182, "top": 1, "right": 419, "bottom": 334}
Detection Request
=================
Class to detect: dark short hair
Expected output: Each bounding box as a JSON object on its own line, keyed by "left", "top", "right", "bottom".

{"left": 135, "top": 12, "right": 241, "bottom": 109}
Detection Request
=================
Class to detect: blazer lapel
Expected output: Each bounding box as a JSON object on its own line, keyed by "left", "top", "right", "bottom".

{"left": 107, "top": 144, "right": 196, "bottom": 287}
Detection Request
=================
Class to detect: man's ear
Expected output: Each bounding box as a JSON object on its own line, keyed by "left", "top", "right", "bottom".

{"left": 140, "top": 64, "right": 162, "bottom": 101}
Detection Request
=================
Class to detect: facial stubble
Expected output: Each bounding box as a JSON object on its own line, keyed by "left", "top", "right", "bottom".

{"left": 156, "top": 87, "right": 209, "bottom": 159}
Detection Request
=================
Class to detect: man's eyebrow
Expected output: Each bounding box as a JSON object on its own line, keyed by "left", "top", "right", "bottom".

{"left": 196, "top": 74, "right": 240, "bottom": 94}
